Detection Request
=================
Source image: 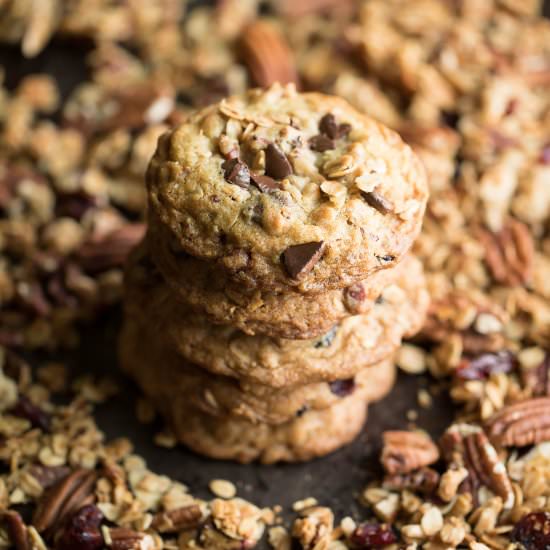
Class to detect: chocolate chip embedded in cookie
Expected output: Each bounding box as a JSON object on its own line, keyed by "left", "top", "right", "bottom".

{"left": 146, "top": 227, "right": 404, "bottom": 339}
{"left": 146, "top": 83, "right": 428, "bottom": 293}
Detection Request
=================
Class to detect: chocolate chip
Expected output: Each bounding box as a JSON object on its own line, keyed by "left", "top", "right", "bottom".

{"left": 329, "top": 378, "right": 356, "bottom": 397}
{"left": 314, "top": 325, "right": 337, "bottom": 348}
{"left": 309, "top": 134, "right": 335, "bottom": 152}
{"left": 319, "top": 113, "right": 351, "bottom": 139}
{"left": 250, "top": 172, "right": 281, "bottom": 193}
{"left": 282, "top": 241, "right": 325, "bottom": 279}
{"left": 361, "top": 191, "right": 394, "bottom": 214}
{"left": 376, "top": 254, "right": 395, "bottom": 264}
{"left": 319, "top": 113, "right": 339, "bottom": 139}
{"left": 265, "top": 143, "right": 293, "bottom": 179}
{"left": 222, "top": 158, "right": 250, "bottom": 188}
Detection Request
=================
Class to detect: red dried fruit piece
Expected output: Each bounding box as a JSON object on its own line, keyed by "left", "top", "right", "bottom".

{"left": 10, "top": 396, "right": 51, "bottom": 432}
{"left": 350, "top": 523, "right": 397, "bottom": 548}
{"left": 329, "top": 378, "right": 355, "bottom": 397}
{"left": 456, "top": 350, "right": 515, "bottom": 380}
{"left": 55, "top": 505, "right": 103, "bottom": 550}
{"left": 511, "top": 512, "right": 550, "bottom": 550}
{"left": 539, "top": 143, "right": 550, "bottom": 165}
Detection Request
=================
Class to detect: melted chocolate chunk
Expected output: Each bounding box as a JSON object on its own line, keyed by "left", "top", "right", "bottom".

{"left": 319, "top": 113, "right": 339, "bottom": 139}
{"left": 265, "top": 143, "right": 293, "bottom": 179}
{"left": 319, "top": 113, "right": 351, "bottom": 139}
{"left": 309, "top": 134, "right": 335, "bottom": 152}
{"left": 222, "top": 158, "right": 250, "bottom": 188}
{"left": 250, "top": 172, "right": 281, "bottom": 192}
{"left": 282, "top": 241, "right": 325, "bottom": 279}
{"left": 362, "top": 191, "right": 394, "bottom": 214}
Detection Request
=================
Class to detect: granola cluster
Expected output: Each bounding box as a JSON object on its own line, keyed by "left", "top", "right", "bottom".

{"left": 1, "top": 0, "right": 550, "bottom": 549}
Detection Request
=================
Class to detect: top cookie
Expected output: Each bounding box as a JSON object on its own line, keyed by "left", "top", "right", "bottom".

{"left": 147, "top": 84, "right": 428, "bottom": 293}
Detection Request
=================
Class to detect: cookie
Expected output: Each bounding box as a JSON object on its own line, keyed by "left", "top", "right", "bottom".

{"left": 119, "top": 313, "right": 395, "bottom": 424}
{"left": 146, "top": 386, "right": 368, "bottom": 464}
{"left": 144, "top": 229, "right": 405, "bottom": 339}
{"left": 124, "top": 247, "right": 428, "bottom": 388}
{"left": 146, "top": 83, "right": 428, "bottom": 294}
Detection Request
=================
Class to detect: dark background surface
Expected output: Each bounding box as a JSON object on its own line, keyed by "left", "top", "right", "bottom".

{"left": 1, "top": 2, "right": 548, "bottom": 545}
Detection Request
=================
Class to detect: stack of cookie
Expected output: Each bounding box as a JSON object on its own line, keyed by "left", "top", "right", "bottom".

{"left": 119, "top": 84, "right": 430, "bottom": 464}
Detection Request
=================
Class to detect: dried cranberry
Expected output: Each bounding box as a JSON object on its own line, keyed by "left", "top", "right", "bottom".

{"left": 56, "top": 505, "right": 103, "bottom": 550}
{"left": 539, "top": 144, "right": 550, "bottom": 165}
{"left": 10, "top": 396, "right": 51, "bottom": 432}
{"left": 456, "top": 350, "right": 515, "bottom": 380}
{"left": 314, "top": 326, "right": 337, "bottom": 348}
{"left": 511, "top": 512, "right": 550, "bottom": 550}
{"left": 329, "top": 378, "right": 356, "bottom": 397}
{"left": 350, "top": 523, "right": 397, "bottom": 548}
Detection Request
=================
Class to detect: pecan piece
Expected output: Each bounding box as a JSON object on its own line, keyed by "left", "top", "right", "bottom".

{"left": 521, "top": 353, "right": 550, "bottom": 397}
{"left": 478, "top": 218, "right": 534, "bottom": 287}
{"left": 151, "top": 504, "right": 203, "bottom": 533}
{"left": 485, "top": 397, "right": 550, "bottom": 448}
{"left": 440, "top": 425, "right": 514, "bottom": 509}
{"left": 274, "top": 0, "right": 352, "bottom": 17}
{"left": 32, "top": 468, "right": 98, "bottom": 536}
{"left": 464, "top": 431, "right": 514, "bottom": 508}
{"left": 382, "top": 467, "right": 440, "bottom": 495}
{"left": 1, "top": 511, "right": 30, "bottom": 550}
{"left": 292, "top": 507, "right": 333, "bottom": 550}
{"left": 78, "top": 223, "right": 145, "bottom": 272}
{"left": 239, "top": 21, "right": 299, "bottom": 88}
{"left": 104, "top": 527, "right": 155, "bottom": 550}
{"left": 10, "top": 395, "right": 51, "bottom": 431}
{"left": 381, "top": 431, "right": 439, "bottom": 475}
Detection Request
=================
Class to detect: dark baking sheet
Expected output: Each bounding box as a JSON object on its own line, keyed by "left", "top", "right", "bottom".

{"left": 1, "top": 2, "right": 548, "bottom": 545}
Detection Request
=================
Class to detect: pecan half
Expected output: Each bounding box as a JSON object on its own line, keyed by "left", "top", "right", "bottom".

{"left": 32, "top": 468, "right": 98, "bottom": 536}
{"left": 477, "top": 218, "right": 534, "bottom": 287}
{"left": 1, "top": 511, "right": 30, "bottom": 550}
{"left": 151, "top": 504, "right": 203, "bottom": 533}
{"left": 381, "top": 431, "right": 440, "bottom": 475}
{"left": 239, "top": 21, "right": 299, "bottom": 88}
{"left": 440, "top": 425, "right": 514, "bottom": 509}
{"left": 485, "top": 397, "right": 550, "bottom": 448}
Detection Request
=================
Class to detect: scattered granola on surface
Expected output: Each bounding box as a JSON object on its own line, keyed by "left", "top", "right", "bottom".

{"left": 1, "top": 0, "right": 550, "bottom": 548}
